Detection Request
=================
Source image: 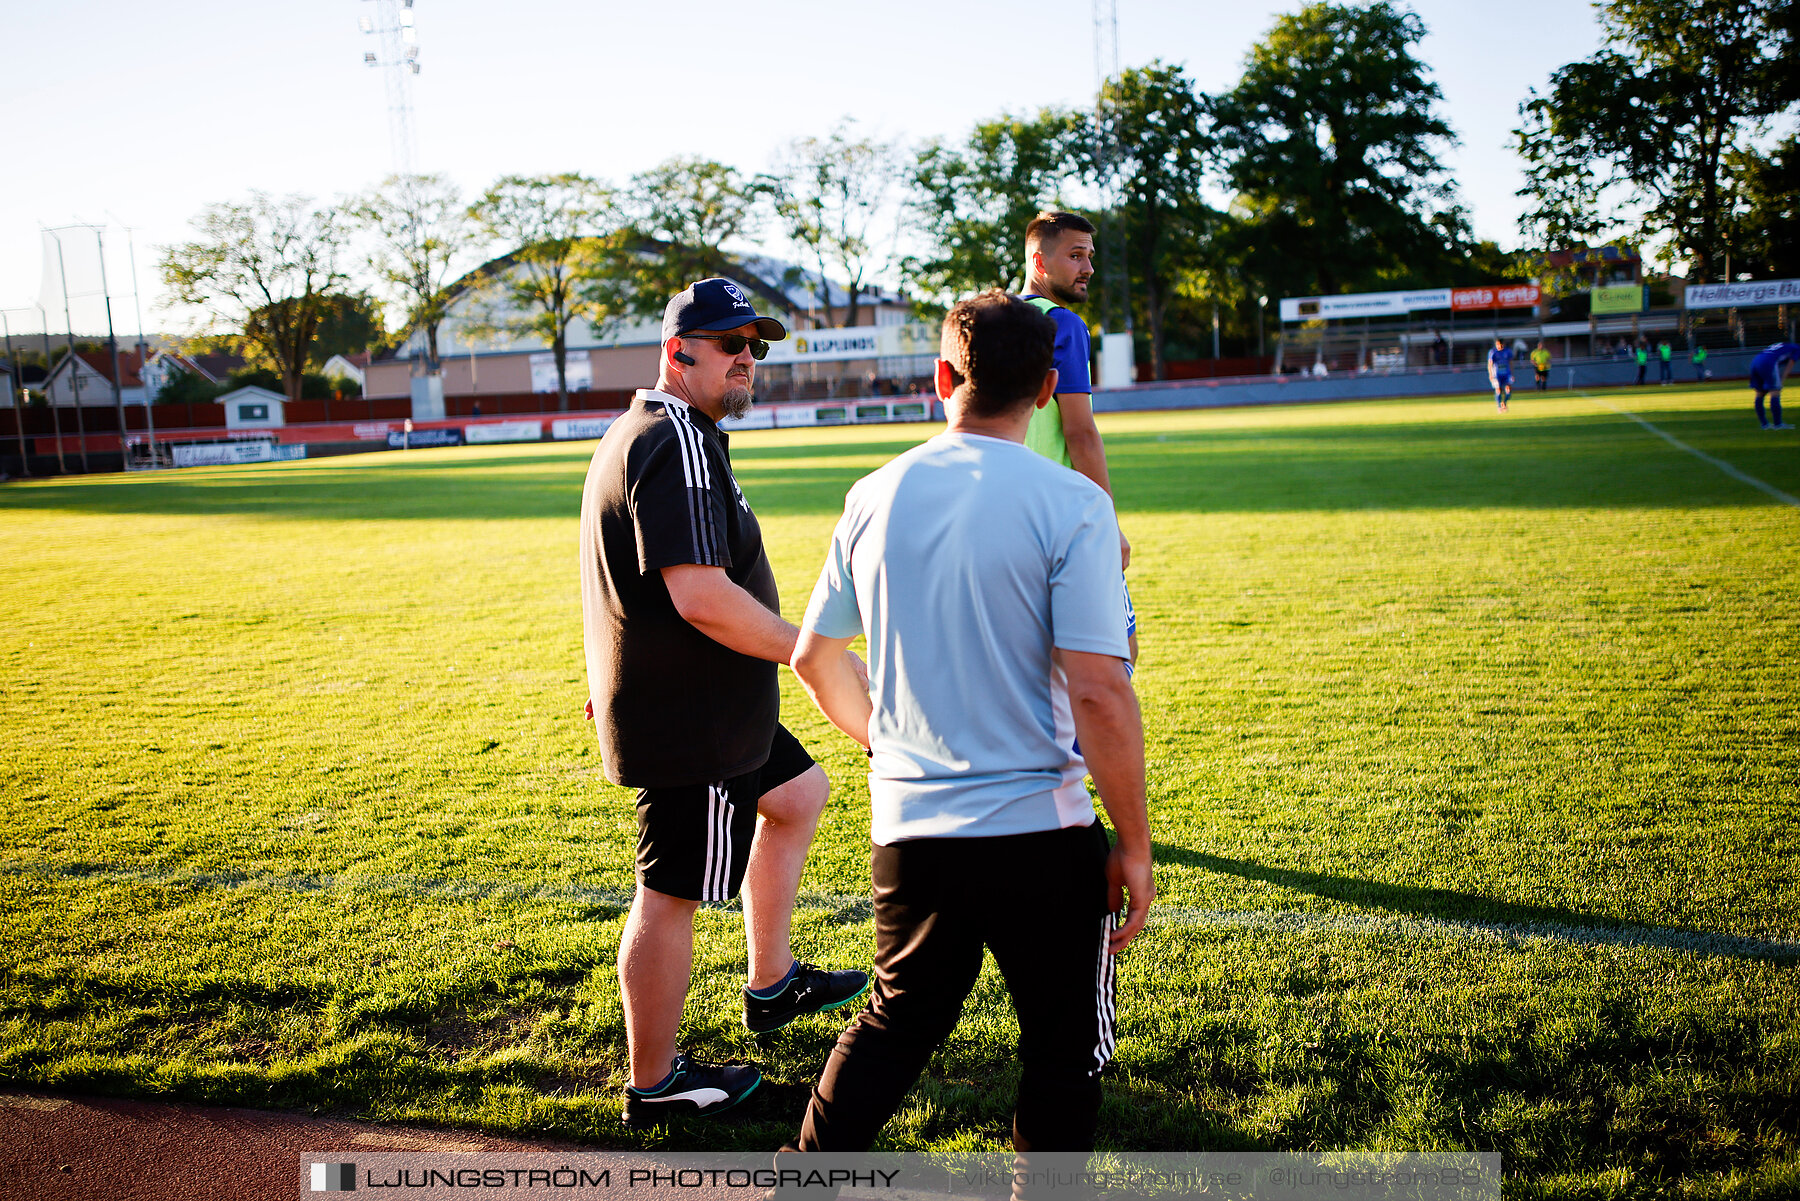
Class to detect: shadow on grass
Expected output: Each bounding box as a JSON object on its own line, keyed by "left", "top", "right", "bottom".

{"left": 3, "top": 411, "right": 1794, "bottom": 521}
{"left": 1163, "top": 846, "right": 1800, "bottom": 961}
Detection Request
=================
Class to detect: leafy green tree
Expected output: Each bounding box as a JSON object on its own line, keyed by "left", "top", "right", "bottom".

{"left": 349, "top": 173, "right": 476, "bottom": 375}
{"left": 1516, "top": 0, "right": 1798, "bottom": 281}
{"left": 766, "top": 122, "right": 898, "bottom": 329}
{"left": 306, "top": 292, "right": 386, "bottom": 369}
{"left": 900, "top": 108, "right": 1086, "bottom": 313}
{"left": 597, "top": 159, "right": 766, "bottom": 319}
{"left": 466, "top": 173, "right": 611, "bottom": 411}
{"left": 1101, "top": 61, "right": 1215, "bottom": 381}
{"left": 150, "top": 368, "right": 221, "bottom": 408}
{"left": 1731, "top": 133, "right": 1800, "bottom": 278}
{"left": 1211, "top": 1, "right": 1464, "bottom": 299}
{"left": 160, "top": 192, "right": 348, "bottom": 405}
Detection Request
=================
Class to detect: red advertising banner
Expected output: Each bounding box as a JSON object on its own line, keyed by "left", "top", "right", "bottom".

{"left": 1451, "top": 284, "right": 1541, "bottom": 310}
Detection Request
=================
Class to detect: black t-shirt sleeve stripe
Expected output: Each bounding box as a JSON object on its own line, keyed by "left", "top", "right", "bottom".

{"left": 669, "top": 410, "right": 723, "bottom": 564}
{"left": 631, "top": 413, "right": 727, "bottom": 572}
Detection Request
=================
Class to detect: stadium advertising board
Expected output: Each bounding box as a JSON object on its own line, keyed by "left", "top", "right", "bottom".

{"left": 171, "top": 441, "right": 305, "bottom": 468}
{"left": 1277, "top": 289, "right": 1451, "bottom": 322}
{"left": 1592, "top": 284, "right": 1646, "bottom": 315}
{"left": 551, "top": 416, "right": 617, "bottom": 441}
{"left": 464, "top": 420, "right": 544, "bottom": 445}
{"left": 529, "top": 351, "right": 593, "bottom": 394}
{"left": 1685, "top": 278, "right": 1800, "bottom": 309}
{"left": 385, "top": 428, "right": 462, "bottom": 449}
{"left": 1450, "top": 284, "right": 1541, "bottom": 310}
{"left": 760, "top": 324, "right": 937, "bottom": 364}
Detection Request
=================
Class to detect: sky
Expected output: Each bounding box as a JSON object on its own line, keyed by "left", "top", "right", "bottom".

{"left": 0, "top": 0, "right": 1608, "bottom": 339}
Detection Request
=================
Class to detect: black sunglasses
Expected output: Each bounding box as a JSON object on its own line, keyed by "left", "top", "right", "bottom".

{"left": 684, "top": 333, "right": 770, "bottom": 360}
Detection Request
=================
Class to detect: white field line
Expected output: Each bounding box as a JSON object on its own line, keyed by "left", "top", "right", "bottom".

{"left": 12, "top": 861, "right": 1799, "bottom": 962}
{"left": 1584, "top": 392, "right": 1800, "bottom": 508}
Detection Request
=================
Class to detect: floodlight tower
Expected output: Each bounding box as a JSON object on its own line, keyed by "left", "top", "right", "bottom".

{"left": 360, "top": 0, "right": 422, "bottom": 175}
{"left": 1092, "top": 0, "right": 1131, "bottom": 337}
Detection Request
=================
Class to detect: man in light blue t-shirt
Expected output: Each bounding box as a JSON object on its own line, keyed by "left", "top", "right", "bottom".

{"left": 787, "top": 290, "right": 1153, "bottom": 1154}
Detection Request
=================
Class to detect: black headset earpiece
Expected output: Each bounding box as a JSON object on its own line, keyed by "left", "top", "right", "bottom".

{"left": 673, "top": 350, "right": 696, "bottom": 366}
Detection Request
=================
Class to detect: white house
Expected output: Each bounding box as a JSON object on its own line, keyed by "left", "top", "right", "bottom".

{"left": 40, "top": 349, "right": 149, "bottom": 406}
{"left": 320, "top": 352, "right": 369, "bottom": 387}
{"left": 218, "top": 385, "right": 286, "bottom": 430}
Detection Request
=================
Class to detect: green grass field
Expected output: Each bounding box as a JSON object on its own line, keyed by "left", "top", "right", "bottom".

{"left": 2, "top": 384, "right": 1797, "bottom": 1198}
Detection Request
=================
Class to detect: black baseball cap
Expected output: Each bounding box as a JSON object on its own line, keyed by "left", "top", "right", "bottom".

{"left": 662, "top": 278, "right": 788, "bottom": 343}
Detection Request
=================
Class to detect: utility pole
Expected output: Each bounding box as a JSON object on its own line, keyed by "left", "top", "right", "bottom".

{"left": 86, "top": 226, "right": 132, "bottom": 470}
{"left": 51, "top": 232, "right": 90, "bottom": 473}
{"left": 37, "top": 305, "right": 64, "bottom": 474}
{"left": 1, "top": 311, "right": 28, "bottom": 475}
{"left": 117, "top": 221, "right": 158, "bottom": 465}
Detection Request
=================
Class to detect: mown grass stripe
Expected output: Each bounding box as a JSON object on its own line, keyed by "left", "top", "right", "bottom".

{"left": 13, "top": 860, "right": 1795, "bottom": 961}
{"left": 1585, "top": 392, "right": 1800, "bottom": 507}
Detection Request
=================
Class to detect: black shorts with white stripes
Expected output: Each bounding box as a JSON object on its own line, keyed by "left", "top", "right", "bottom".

{"left": 633, "top": 724, "right": 816, "bottom": 902}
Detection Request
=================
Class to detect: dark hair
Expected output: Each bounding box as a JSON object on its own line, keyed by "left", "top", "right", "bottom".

{"left": 1025, "top": 210, "right": 1096, "bottom": 256}
{"left": 939, "top": 290, "right": 1056, "bottom": 417}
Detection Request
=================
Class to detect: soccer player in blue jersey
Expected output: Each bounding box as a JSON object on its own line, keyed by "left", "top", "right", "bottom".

{"left": 1749, "top": 341, "right": 1800, "bottom": 430}
{"left": 1487, "top": 336, "right": 1513, "bottom": 412}
{"left": 1020, "top": 211, "right": 1136, "bottom": 665}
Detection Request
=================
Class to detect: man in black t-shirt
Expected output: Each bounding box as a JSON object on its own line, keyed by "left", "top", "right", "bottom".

{"left": 580, "top": 278, "right": 869, "bottom": 1129}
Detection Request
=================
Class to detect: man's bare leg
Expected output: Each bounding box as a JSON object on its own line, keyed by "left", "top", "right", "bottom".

{"left": 742, "top": 764, "right": 829, "bottom": 990}
{"left": 619, "top": 884, "right": 699, "bottom": 1088}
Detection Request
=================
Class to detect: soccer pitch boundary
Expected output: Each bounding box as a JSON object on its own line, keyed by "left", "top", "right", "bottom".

{"left": 1581, "top": 391, "right": 1800, "bottom": 508}
{"left": 14, "top": 861, "right": 1797, "bottom": 964}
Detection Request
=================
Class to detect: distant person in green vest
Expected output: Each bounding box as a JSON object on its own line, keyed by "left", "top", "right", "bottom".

{"left": 1657, "top": 339, "right": 1673, "bottom": 384}
{"left": 1020, "top": 210, "right": 1136, "bottom": 666}
{"left": 1693, "top": 344, "right": 1709, "bottom": 382}
{"left": 1634, "top": 342, "right": 1649, "bottom": 385}
{"left": 1530, "top": 341, "right": 1551, "bottom": 391}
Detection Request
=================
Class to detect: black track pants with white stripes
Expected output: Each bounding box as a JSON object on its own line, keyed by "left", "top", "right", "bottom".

{"left": 795, "top": 822, "right": 1118, "bottom": 1152}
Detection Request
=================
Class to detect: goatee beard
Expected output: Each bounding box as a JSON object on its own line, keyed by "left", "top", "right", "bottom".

{"left": 1048, "top": 279, "right": 1088, "bottom": 307}
{"left": 721, "top": 386, "right": 754, "bottom": 421}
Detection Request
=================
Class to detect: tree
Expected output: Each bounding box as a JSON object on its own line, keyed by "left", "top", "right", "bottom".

{"left": 1516, "top": 0, "right": 1798, "bottom": 282}
{"left": 766, "top": 122, "right": 899, "bottom": 329}
{"left": 1100, "top": 62, "right": 1215, "bottom": 381}
{"left": 305, "top": 292, "right": 386, "bottom": 369}
{"left": 586, "top": 158, "right": 770, "bottom": 329}
{"left": 1211, "top": 1, "right": 1465, "bottom": 300}
{"left": 159, "top": 192, "right": 349, "bottom": 405}
{"left": 349, "top": 173, "right": 476, "bottom": 376}
{"left": 1731, "top": 133, "right": 1800, "bottom": 278}
{"left": 901, "top": 108, "right": 1086, "bottom": 314}
{"left": 466, "top": 173, "right": 610, "bottom": 411}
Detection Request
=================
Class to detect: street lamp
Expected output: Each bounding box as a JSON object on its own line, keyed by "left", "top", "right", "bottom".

{"left": 1257, "top": 294, "right": 1268, "bottom": 361}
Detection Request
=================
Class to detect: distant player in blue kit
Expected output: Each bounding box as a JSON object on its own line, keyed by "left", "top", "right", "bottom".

{"left": 1020, "top": 210, "right": 1137, "bottom": 667}
{"left": 1487, "top": 336, "right": 1513, "bottom": 412}
{"left": 1750, "top": 342, "right": 1799, "bottom": 430}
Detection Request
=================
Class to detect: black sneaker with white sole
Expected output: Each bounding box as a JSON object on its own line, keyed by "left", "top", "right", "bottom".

{"left": 621, "top": 1052, "right": 761, "bottom": 1129}
{"left": 743, "top": 961, "right": 871, "bottom": 1034}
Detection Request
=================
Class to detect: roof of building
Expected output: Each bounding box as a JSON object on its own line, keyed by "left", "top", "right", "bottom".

{"left": 43, "top": 348, "right": 149, "bottom": 388}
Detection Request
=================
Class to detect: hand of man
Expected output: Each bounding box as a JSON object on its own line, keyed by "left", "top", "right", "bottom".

{"left": 1105, "top": 839, "right": 1154, "bottom": 953}
{"left": 846, "top": 649, "right": 869, "bottom": 692}
{"left": 1118, "top": 527, "right": 1132, "bottom": 571}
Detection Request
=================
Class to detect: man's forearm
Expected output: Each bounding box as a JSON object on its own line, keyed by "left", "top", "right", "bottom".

{"left": 1075, "top": 681, "right": 1149, "bottom": 850}
{"left": 792, "top": 631, "right": 873, "bottom": 748}
{"left": 662, "top": 564, "right": 798, "bottom": 664}
{"left": 1065, "top": 652, "right": 1148, "bottom": 848}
